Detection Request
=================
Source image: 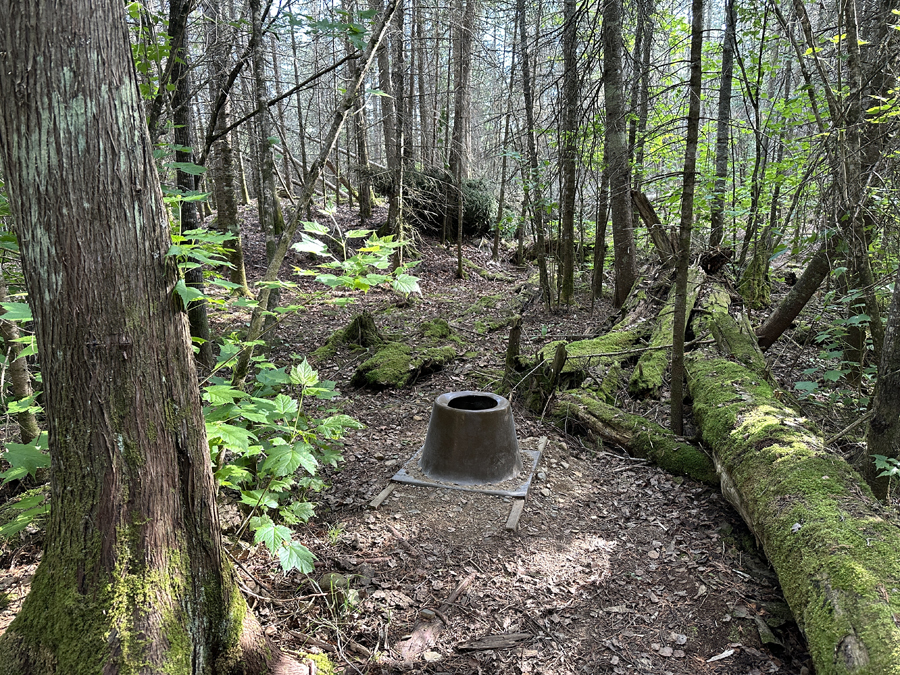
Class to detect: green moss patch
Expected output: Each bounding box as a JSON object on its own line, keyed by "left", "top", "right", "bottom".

{"left": 553, "top": 391, "right": 718, "bottom": 485}
{"left": 687, "top": 354, "right": 900, "bottom": 675}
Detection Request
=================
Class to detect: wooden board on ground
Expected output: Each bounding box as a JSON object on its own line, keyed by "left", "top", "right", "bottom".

{"left": 368, "top": 483, "right": 395, "bottom": 509}
{"left": 504, "top": 499, "right": 526, "bottom": 531}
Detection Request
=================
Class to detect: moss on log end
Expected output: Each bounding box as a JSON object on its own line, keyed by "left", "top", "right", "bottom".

{"left": 738, "top": 246, "right": 771, "bottom": 310}
{"left": 352, "top": 343, "right": 456, "bottom": 388}
{"left": 694, "top": 286, "right": 767, "bottom": 374}
{"left": 553, "top": 391, "right": 718, "bottom": 485}
{"left": 529, "top": 331, "right": 640, "bottom": 385}
{"left": 313, "top": 312, "right": 384, "bottom": 361}
{"left": 687, "top": 355, "right": 900, "bottom": 675}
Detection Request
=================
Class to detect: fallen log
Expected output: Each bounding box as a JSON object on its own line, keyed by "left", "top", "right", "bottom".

{"left": 552, "top": 391, "right": 717, "bottom": 485}
{"left": 686, "top": 286, "right": 900, "bottom": 675}
{"left": 629, "top": 266, "right": 705, "bottom": 398}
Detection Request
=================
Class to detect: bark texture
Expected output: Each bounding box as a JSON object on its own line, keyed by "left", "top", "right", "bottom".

{"left": 558, "top": 0, "right": 578, "bottom": 304}
{"left": 602, "top": 0, "right": 637, "bottom": 307}
{"left": 0, "top": 2, "right": 270, "bottom": 672}
{"left": 865, "top": 260, "right": 900, "bottom": 499}
{"left": 708, "top": 0, "right": 735, "bottom": 248}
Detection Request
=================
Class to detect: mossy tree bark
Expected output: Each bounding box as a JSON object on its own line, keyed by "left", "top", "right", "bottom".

{"left": 0, "top": 2, "right": 274, "bottom": 671}
{"left": 686, "top": 285, "right": 900, "bottom": 675}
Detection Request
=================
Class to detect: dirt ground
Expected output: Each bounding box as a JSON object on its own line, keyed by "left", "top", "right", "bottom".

{"left": 0, "top": 203, "right": 814, "bottom": 674}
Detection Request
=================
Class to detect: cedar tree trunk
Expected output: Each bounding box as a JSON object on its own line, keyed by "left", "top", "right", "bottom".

{"left": 0, "top": 2, "right": 271, "bottom": 672}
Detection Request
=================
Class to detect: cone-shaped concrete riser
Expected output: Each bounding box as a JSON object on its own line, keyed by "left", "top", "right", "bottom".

{"left": 419, "top": 391, "right": 522, "bottom": 484}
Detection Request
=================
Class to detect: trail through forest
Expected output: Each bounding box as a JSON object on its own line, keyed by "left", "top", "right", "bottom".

{"left": 0, "top": 204, "right": 816, "bottom": 674}
{"left": 233, "top": 205, "right": 810, "bottom": 673}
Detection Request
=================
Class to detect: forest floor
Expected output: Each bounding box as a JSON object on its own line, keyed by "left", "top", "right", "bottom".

{"left": 0, "top": 202, "right": 833, "bottom": 674}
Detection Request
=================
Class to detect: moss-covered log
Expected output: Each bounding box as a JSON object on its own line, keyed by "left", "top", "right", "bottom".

{"left": 686, "top": 297, "right": 900, "bottom": 675}
{"left": 552, "top": 391, "right": 717, "bottom": 484}
{"left": 628, "top": 266, "right": 705, "bottom": 398}
{"left": 693, "top": 285, "right": 767, "bottom": 374}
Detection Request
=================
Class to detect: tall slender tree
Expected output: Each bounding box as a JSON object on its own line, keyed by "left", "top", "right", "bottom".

{"left": 517, "top": 0, "right": 551, "bottom": 307}
{"left": 559, "top": 0, "right": 579, "bottom": 305}
{"left": 602, "top": 0, "right": 637, "bottom": 308}
{"left": 670, "top": 0, "right": 704, "bottom": 435}
{"left": 450, "top": 0, "right": 477, "bottom": 278}
{"left": 709, "top": 0, "right": 736, "bottom": 248}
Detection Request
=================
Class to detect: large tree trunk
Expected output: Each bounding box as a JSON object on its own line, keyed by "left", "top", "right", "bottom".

{"left": 0, "top": 1, "right": 273, "bottom": 671}
{"left": 686, "top": 286, "right": 900, "bottom": 675}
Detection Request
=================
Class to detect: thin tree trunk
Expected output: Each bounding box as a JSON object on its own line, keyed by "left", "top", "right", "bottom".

{"left": 170, "top": 0, "right": 215, "bottom": 371}
{"left": 415, "top": 0, "right": 432, "bottom": 165}
{"left": 517, "top": 0, "right": 551, "bottom": 308}
{"left": 709, "top": 0, "right": 735, "bottom": 248}
{"left": 450, "top": 0, "right": 477, "bottom": 278}
{"left": 250, "top": 0, "right": 285, "bottom": 317}
{"left": 591, "top": 168, "right": 610, "bottom": 307}
{"left": 205, "top": 0, "right": 251, "bottom": 294}
{"left": 670, "top": 0, "right": 704, "bottom": 435}
{"left": 603, "top": 0, "right": 638, "bottom": 308}
{"left": 0, "top": 277, "right": 40, "bottom": 444}
{"left": 492, "top": 20, "right": 518, "bottom": 262}
{"left": 347, "top": 0, "right": 374, "bottom": 219}
{"left": 755, "top": 234, "right": 838, "bottom": 350}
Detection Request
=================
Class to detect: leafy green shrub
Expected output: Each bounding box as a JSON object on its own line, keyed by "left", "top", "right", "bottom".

{"left": 205, "top": 358, "right": 363, "bottom": 573}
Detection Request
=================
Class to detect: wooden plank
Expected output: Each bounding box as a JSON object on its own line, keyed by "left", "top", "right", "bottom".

{"left": 504, "top": 499, "right": 526, "bottom": 531}
{"left": 367, "top": 483, "right": 395, "bottom": 509}
{"left": 396, "top": 572, "right": 477, "bottom": 661}
{"left": 458, "top": 632, "right": 532, "bottom": 651}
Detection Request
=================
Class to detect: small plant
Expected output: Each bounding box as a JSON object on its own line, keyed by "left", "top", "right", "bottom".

{"left": 292, "top": 222, "right": 420, "bottom": 301}
{"left": 872, "top": 455, "right": 900, "bottom": 504}
{"left": 873, "top": 455, "right": 900, "bottom": 480}
{"left": 327, "top": 522, "right": 346, "bottom": 545}
{"left": 205, "top": 357, "right": 363, "bottom": 573}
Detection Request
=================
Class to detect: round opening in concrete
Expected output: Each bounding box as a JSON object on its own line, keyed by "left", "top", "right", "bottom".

{"left": 447, "top": 394, "right": 498, "bottom": 411}
{"left": 419, "top": 391, "right": 521, "bottom": 485}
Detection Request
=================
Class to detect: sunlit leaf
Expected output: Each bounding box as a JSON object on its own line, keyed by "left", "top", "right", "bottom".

{"left": 278, "top": 540, "right": 316, "bottom": 573}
